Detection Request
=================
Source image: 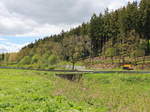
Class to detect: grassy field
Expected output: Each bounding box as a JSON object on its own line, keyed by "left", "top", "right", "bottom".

{"left": 0, "top": 69, "right": 150, "bottom": 112}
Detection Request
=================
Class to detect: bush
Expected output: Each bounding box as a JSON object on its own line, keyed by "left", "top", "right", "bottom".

{"left": 19, "top": 56, "right": 31, "bottom": 65}
{"left": 31, "top": 55, "right": 39, "bottom": 64}
{"left": 105, "top": 48, "right": 117, "bottom": 57}
{"left": 48, "top": 55, "right": 59, "bottom": 65}
{"left": 134, "top": 49, "right": 145, "bottom": 57}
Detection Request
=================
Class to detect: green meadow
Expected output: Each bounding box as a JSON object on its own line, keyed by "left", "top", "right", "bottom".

{"left": 0, "top": 69, "right": 150, "bottom": 112}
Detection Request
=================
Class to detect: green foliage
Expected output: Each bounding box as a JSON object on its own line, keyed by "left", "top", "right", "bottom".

{"left": 105, "top": 48, "right": 117, "bottom": 57}
{"left": 19, "top": 56, "right": 31, "bottom": 65}
{"left": 133, "top": 49, "right": 145, "bottom": 57}
{"left": 90, "top": 14, "right": 104, "bottom": 55}
{"left": 48, "top": 55, "right": 59, "bottom": 65}
{"left": 62, "top": 35, "right": 91, "bottom": 69}
{"left": 0, "top": 54, "right": 5, "bottom": 61}
{"left": 105, "top": 48, "right": 118, "bottom": 64}
{"left": 31, "top": 55, "right": 39, "bottom": 64}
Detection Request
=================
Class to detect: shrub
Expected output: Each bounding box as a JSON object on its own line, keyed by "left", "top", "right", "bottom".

{"left": 19, "top": 56, "right": 31, "bottom": 65}
{"left": 31, "top": 55, "right": 39, "bottom": 64}
{"left": 105, "top": 48, "right": 117, "bottom": 57}
{"left": 48, "top": 55, "right": 59, "bottom": 65}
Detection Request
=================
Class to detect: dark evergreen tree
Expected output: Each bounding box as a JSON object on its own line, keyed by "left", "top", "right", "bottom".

{"left": 139, "top": 0, "right": 150, "bottom": 55}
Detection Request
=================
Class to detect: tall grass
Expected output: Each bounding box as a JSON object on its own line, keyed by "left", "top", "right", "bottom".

{"left": 1, "top": 69, "right": 150, "bottom": 111}
{"left": 53, "top": 73, "right": 150, "bottom": 112}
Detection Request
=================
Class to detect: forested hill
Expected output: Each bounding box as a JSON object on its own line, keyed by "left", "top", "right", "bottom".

{"left": 0, "top": 0, "right": 150, "bottom": 69}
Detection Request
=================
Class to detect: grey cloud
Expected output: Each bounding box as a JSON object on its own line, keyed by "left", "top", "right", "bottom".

{"left": 2, "top": 0, "right": 109, "bottom": 25}
{"left": 0, "top": 16, "right": 34, "bottom": 35}
{"left": 0, "top": 0, "right": 131, "bottom": 37}
{"left": 0, "top": 23, "right": 32, "bottom": 35}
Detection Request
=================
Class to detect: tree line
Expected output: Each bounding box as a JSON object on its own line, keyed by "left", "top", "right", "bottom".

{"left": 0, "top": 0, "right": 150, "bottom": 68}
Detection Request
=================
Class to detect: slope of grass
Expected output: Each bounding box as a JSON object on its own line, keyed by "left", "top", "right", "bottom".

{"left": 0, "top": 69, "right": 98, "bottom": 112}
{"left": 0, "top": 69, "right": 150, "bottom": 111}
{"left": 52, "top": 73, "right": 150, "bottom": 112}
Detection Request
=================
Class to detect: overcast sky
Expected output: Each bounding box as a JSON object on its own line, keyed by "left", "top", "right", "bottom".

{"left": 0, "top": 0, "right": 140, "bottom": 53}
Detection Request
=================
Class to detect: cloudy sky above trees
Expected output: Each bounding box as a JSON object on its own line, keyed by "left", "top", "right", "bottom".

{"left": 0, "top": 0, "right": 140, "bottom": 53}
